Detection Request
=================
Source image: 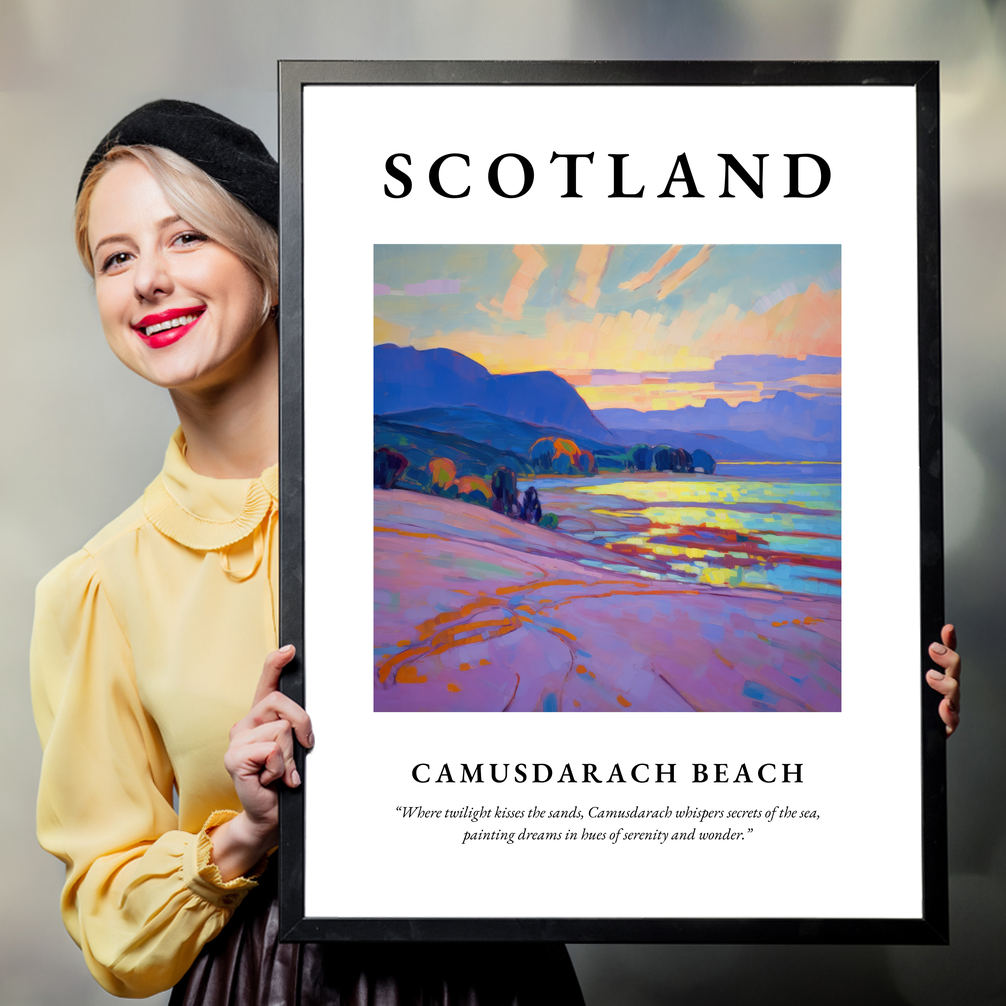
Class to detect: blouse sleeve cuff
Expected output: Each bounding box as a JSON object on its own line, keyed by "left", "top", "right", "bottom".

{"left": 182, "top": 810, "right": 269, "bottom": 909}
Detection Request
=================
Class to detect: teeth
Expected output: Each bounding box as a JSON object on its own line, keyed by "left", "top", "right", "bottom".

{"left": 143, "top": 313, "right": 199, "bottom": 337}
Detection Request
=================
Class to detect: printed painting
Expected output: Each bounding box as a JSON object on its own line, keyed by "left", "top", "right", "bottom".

{"left": 373, "top": 245, "right": 841, "bottom": 712}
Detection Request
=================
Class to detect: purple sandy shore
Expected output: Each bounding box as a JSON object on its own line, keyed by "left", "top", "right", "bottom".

{"left": 374, "top": 490, "right": 840, "bottom": 713}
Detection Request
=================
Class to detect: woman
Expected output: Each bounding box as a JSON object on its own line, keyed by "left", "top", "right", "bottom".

{"left": 31, "top": 100, "right": 586, "bottom": 1003}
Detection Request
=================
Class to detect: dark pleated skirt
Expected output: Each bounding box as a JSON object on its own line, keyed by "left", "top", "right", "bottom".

{"left": 169, "top": 868, "right": 585, "bottom": 1006}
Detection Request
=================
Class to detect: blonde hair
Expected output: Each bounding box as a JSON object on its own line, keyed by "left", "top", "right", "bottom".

{"left": 75, "top": 145, "right": 278, "bottom": 323}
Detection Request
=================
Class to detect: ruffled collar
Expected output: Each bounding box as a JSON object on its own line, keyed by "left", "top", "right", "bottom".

{"left": 143, "top": 428, "right": 278, "bottom": 551}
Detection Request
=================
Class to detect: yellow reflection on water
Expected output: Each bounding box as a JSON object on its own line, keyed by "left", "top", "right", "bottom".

{"left": 594, "top": 505, "right": 757, "bottom": 532}
{"left": 620, "top": 537, "right": 714, "bottom": 561}
{"left": 577, "top": 480, "right": 827, "bottom": 508}
{"left": 698, "top": 566, "right": 744, "bottom": 587}
{"left": 595, "top": 506, "right": 835, "bottom": 538}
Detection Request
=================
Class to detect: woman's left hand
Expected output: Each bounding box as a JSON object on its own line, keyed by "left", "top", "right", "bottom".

{"left": 209, "top": 645, "right": 313, "bottom": 881}
{"left": 926, "top": 624, "right": 961, "bottom": 737}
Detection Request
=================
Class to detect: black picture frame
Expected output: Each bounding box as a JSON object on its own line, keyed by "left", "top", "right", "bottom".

{"left": 277, "top": 60, "right": 945, "bottom": 944}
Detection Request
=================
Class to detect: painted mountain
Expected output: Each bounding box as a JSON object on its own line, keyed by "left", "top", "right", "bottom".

{"left": 375, "top": 343, "right": 616, "bottom": 443}
{"left": 598, "top": 391, "right": 841, "bottom": 460}
{"left": 375, "top": 345, "right": 772, "bottom": 460}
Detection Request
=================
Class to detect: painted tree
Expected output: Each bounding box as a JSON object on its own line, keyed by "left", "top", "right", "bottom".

{"left": 575, "top": 449, "right": 597, "bottom": 474}
{"left": 428, "top": 456, "right": 457, "bottom": 492}
{"left": 490, "top": 466, "right": 519, "bottom": 516}
{"left": 529, "top": 437, "right": 555, "bottom": 472}
{"left": 456, "top": 475, "right": 492, "bottom": 503}
{"left": 629, "top": 444, "right": 653, "bottom": 472}
{"left": 652, "top": 444, "right": 674, "bottom": 472}
{"left": 552, "top": 437, "right": 581, "bottom": 475}
{"left": 519, "top": 485, "right": 542, "bottom": 524}
{"left": 691, "top": 448, "right": 716, "bottom": 474}
{"left": 374, "top": 447, "right": 409, "bottom": 489}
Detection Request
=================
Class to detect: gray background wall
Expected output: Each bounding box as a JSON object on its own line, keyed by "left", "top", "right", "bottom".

{"left": 1, "top": 2, "right": 1003, "bottom": 1003}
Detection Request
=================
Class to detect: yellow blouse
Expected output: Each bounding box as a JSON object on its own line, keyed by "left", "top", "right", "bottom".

{"left": 31, "top": 428, "right": 279, "bottom": 998}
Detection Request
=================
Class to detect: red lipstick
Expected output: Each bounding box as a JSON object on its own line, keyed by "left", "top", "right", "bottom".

{"left": 132, "top": 306, "right": 206, "bottom": 349}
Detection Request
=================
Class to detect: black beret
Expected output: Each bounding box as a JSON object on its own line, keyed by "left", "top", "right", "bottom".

{"left": 77, "top": 99, "right": 278, "bottom": 228}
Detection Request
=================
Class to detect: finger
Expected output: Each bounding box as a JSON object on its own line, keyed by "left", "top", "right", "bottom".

{"left": 258, "top": 742, "right": 287, "bottom": 787}
{"left": 926, "top": 670, "right": 961, "bottom": 738}
{"left": 224, "top": 739, "right": 287, "bottom": 786}
{"left": 234, "top": 720, "right": 300, "bottom": 788}
{"left": 245, "top": 691, "right": 314, "bottom": 749}
{"left": 939, "top": 697, "right": 960, "bottom": 737}
{"left": 928, "top": 641, "right": 961, "bottom": 680}
{"left": 926, "top": 669, "right": 960, "bottom": 705}
{"left": 252, "top": 645, "right": 296, "bottom": 707}
{"left": 230, "top": 694, "right": 313, "bottom": 751}
{"left": 941, "top": 623, "right": 957, "bottom": 652}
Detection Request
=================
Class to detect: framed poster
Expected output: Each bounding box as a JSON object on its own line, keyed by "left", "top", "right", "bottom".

{"left": 277, "top": 61, "right": 946, "bottom": 943}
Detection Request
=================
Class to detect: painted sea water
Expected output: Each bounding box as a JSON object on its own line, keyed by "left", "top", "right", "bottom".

{"left": 373, "top": 243, "right": 842, "bottom": 712}
{"left": 522, "top": 464, "right": 841, "bottom": 598}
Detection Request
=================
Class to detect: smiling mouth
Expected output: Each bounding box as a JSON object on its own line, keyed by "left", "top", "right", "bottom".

{"left": 131, "top": 307, "right": 207, "bottom": 349}
{"left": 135, "top": 307, "right": 206, "bottom": 338}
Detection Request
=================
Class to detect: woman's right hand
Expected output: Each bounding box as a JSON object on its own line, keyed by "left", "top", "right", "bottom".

{"left": 209, "top": 645, "right": 314, "bottom": 881}
{"left": 926, "top": 624, "right": 961, "bottom": 737}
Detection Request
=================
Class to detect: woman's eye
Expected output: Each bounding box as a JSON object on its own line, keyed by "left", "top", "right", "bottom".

{"left": 101, "top": 251, "right": 131, "bottom": 272}
{"left": 173, "top": 231, "right": 207, "bottom": 248}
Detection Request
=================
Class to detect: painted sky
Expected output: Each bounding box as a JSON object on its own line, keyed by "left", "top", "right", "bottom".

{"left": 374, "top": 244, "right": 841, "bottom": 411}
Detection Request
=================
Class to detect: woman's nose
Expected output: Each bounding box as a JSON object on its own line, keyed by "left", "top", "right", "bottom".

{"left": 133, "top": 249, "right": 173, "bottom": 302}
